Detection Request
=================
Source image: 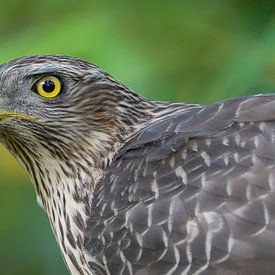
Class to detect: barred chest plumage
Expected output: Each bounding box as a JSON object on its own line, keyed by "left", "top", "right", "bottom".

{"left": 15, "top": 145, "right": 101, "bottom": 275}
{"left": 47, "top": 187, "right": 91, "bottom": 275}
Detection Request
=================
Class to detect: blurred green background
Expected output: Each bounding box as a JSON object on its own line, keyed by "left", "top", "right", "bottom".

{"left": 1, "top": 0, "right": 275, "bottom": 274}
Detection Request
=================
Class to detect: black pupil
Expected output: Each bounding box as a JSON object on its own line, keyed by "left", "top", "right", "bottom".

{"left": 42, "top": 80, "right": 55, "bottom": 93}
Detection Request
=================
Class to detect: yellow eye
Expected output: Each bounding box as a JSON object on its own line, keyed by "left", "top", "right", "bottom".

{"left": 33, "top": 76, "right": 62, "bottom": 98}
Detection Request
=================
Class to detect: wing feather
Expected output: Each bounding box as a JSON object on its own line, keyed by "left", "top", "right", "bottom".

{"left": 85, "top": 94, "right": 275, "bottom": 274}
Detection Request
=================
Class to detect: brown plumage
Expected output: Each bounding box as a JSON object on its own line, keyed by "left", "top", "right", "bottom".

{"left": 1, "top": 55, "right": 275, "bottom": 274}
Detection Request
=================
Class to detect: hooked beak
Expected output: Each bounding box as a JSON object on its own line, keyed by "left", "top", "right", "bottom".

{"left": 0, "top": 109, "right": 37, "bottom": 122}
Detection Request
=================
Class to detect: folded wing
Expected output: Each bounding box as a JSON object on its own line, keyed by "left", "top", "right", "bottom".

{"left": 85, "top": 94, "right": 275, "bottom": 275}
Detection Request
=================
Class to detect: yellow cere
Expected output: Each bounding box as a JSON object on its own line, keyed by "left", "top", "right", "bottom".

{"left": 35, "top": 76, "right": 62, "bottom": 98}
{"left": 0, "top": 110, "right": 37, "bottom": 122}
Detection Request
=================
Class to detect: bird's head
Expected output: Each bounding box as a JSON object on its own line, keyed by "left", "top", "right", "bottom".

{"left": 0, "top": 55, "right": 153, "bottom": 199}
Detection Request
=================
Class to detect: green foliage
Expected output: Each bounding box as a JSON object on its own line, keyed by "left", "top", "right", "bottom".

{"left": 0, "top": 181, "right": 66, "bottom": 275}
{"left": 1, "top": 1, "right": 275, "bottom": 274}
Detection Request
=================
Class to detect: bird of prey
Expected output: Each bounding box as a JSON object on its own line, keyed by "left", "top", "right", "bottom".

{"left": 1, "top": 55, "right": 275, "bottom": 275}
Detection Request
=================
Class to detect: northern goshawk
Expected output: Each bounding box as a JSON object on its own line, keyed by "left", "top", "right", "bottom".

{"left": 0, "top": 55, "right": 275, "bottom": 275}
